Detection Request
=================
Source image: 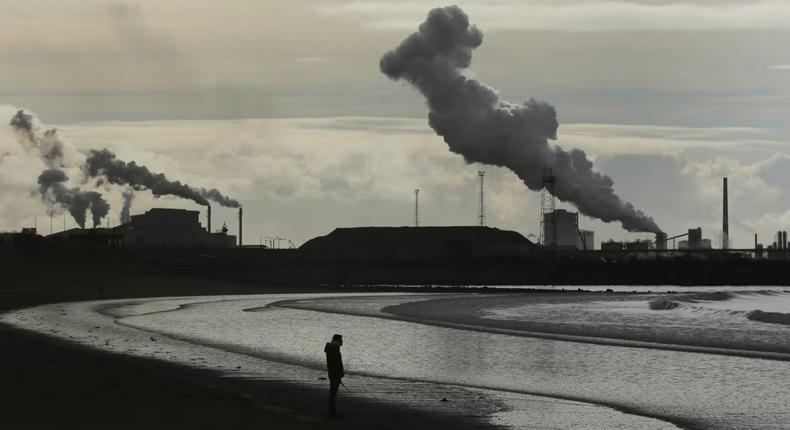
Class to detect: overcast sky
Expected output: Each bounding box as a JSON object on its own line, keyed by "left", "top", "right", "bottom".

{"left": 2, "top": 0, "right": 790, "bottom": 248}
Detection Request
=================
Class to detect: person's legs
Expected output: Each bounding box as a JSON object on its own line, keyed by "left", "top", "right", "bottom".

{"left": 328, "top": 380, "right": 340, "bottom": 416}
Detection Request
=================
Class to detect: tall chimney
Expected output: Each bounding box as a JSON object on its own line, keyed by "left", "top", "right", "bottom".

{"left": 207, "top": 205, "right": 212, "bottom": 233}
{"left": 722, "top": 177, "right": 729, "bottom": 249}
{"left": 238, "top": 207, "right": 243, "bottom": 247}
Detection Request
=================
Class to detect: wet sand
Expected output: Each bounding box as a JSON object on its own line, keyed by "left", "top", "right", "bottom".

{"left": 0, "top": 272, "right": 508, "bottom": 430}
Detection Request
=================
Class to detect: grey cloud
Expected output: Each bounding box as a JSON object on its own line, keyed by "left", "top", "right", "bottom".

{"left": 755, "top": 153, "right": 790, "bottom": 187}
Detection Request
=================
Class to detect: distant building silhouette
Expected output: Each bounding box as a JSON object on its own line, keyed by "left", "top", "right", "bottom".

{"left": 299, "top": 226, "right": 536, "bottom": 261}
{"left": 118, "top": 208, "right": 235, "bottom": 249}
{"left": 48, "top": 227, "right": 124, "bottom": 249}
{"left": 47, "top": 208, "right": 235, "bottom": 249}
{"left": 579, "top": 229, "right": 595, "bottom": 251}
{"left": 625, "top": 240, "right": 651, "bottom": 251}
{"left": 543, "top": 209, "right": 594, "bottom": 250}
{"left": 601, "top": 240, "right": 625, "bottom": 251}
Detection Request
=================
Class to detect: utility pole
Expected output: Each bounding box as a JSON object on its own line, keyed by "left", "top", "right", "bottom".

{"left": 477, "top": 171, "right": 485, "bottom": 227}
{"left": 414, "top": 189, "right": 420, "bottom": 227}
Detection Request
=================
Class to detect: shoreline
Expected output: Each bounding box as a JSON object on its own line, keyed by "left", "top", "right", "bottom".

{"left": 0, "top": 278, "right": 494, "bottom": 430}
{"left": 3, "top": 286, "right": 691, "bottom": 430}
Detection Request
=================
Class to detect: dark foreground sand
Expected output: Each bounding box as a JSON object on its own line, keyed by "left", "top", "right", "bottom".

{"left": 0, "top": 270, "right": 496, "bottom": 429}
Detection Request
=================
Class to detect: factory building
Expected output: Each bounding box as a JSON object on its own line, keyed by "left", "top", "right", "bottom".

{"left": 601, "top": 240, "right": 625, "bottom": 251}
{"left": 677, "top": 227, "right": 711, "bottom": 250}
{"left": 773, "top": 231, "right": 788, "bottom": 250}
{"left": 625, "top": 240, "right": 652, "bottom": 251}
{"left": 578, "top": 230, "right": 595, "bottom": 250}
{"left": 655, "top": 232, "right": 667, "bottom": 250}
{"left": 48, "top": 208, "right": 236, "bottom": 249}
{"left": 48, "top": 228, "right": 125, "bottom": 248}
{"left": 543, "top": 209, "right": 594, "bottom": 250}
{"left": 119, "top": 208, "right": 235, "bottom": 248}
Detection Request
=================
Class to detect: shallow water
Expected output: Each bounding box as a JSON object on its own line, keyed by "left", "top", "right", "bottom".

{"left": 0, "top": 293, "right": 675, "bottom": 430}
{"left": 3, "top": 290, "right": 787, "bottom": 429}
{"left": 277, "top": 292, "right": 790, "bottom": 429}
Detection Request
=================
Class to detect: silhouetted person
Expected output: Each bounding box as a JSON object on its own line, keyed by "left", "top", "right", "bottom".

{"left": 324, "top": 334, "right": 344, "bottom": 417}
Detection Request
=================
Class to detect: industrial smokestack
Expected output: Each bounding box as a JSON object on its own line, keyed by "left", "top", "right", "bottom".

{"left": 379, "top": 6, "right": 661, "bottom": 234}
{"left": 238, "top": 207, "right": 243, "bottom": 247}
{"left": 207, "top": 205, "right": 212, "bottom": 234}
{"left": 722, "top": 177, "right": 729, "bottom": 249}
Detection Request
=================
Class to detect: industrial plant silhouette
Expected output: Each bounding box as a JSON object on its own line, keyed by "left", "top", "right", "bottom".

{"left": 3, "top": 171, "right": 789, "bottom": 287}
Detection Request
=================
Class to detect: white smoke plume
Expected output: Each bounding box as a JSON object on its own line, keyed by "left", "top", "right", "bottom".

{"left": 379, "top": 6, "right": 660, "bottom": 233}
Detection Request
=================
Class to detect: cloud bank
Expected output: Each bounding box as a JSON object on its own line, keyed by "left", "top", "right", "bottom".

{"left": 326, "top": 0, "right": 790, "bottom": 32}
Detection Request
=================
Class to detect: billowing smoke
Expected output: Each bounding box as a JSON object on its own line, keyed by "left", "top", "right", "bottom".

{"left": 199, "top": 188, "right": 241, "bottom": 208}
{"left": 380, "top": 6, "right": 660, "bottom": 233}
{"left": 10, "top": 109, "right": 108, "bottom": 228}
{"left": 84, "top": 148, "right": 241, "bottom": 208}
{"left": 37, "top": 169, "right": 110, "bottom": 228}
{"left": 10, "top": 110, "right": 65, "bottom": 168}
{"left": 120, "top": 188, "right": 135, "bottom": 224}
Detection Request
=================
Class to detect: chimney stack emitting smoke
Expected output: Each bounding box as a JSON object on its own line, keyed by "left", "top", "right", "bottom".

{"left": 120, "top": 188, "right": 134, "bottom": 224}
{"left": 379, "top": 6, "right": 661, "bottom": 233}
{"left": 84, "top": 149, "right": 240, "bottom": 209}
{"left": 722, "top": 177, "right": 729, "bottom": 249}
{"left": 10, "top": 110, "right": 109, "bottom": 228}
{"left": 10, "top": 109, "right": 240, "bottom": 225}
{"left": 238, "top": 207, "right": 243, "bottom": 247}
{"left": 37, "top": 169, "right": 109, "bottom": 228}
{"left": 207, "top": 205, "right": 212, "bottom": 233}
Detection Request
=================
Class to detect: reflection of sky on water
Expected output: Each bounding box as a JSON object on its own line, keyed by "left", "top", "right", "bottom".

{"left": 2, "top": 294, "right": 673, "bottom": 429}
{"left": 6, "top": 292, "right": 789, "bottom": 429}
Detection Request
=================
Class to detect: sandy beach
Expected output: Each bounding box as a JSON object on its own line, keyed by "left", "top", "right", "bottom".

{"left": 5, "top": 261, "right": 785, "bottom": 429}
{"left": 0, "top": 267, "right": 488, "bottom": 430}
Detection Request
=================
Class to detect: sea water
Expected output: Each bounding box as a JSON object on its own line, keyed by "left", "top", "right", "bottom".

{"left": 3, "top": 289, "right": 789, "bottom": 429}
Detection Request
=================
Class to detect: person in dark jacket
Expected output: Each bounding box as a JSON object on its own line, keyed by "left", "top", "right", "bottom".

{"left": 324, "top": 334, "right": 345, "bottom": 417}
